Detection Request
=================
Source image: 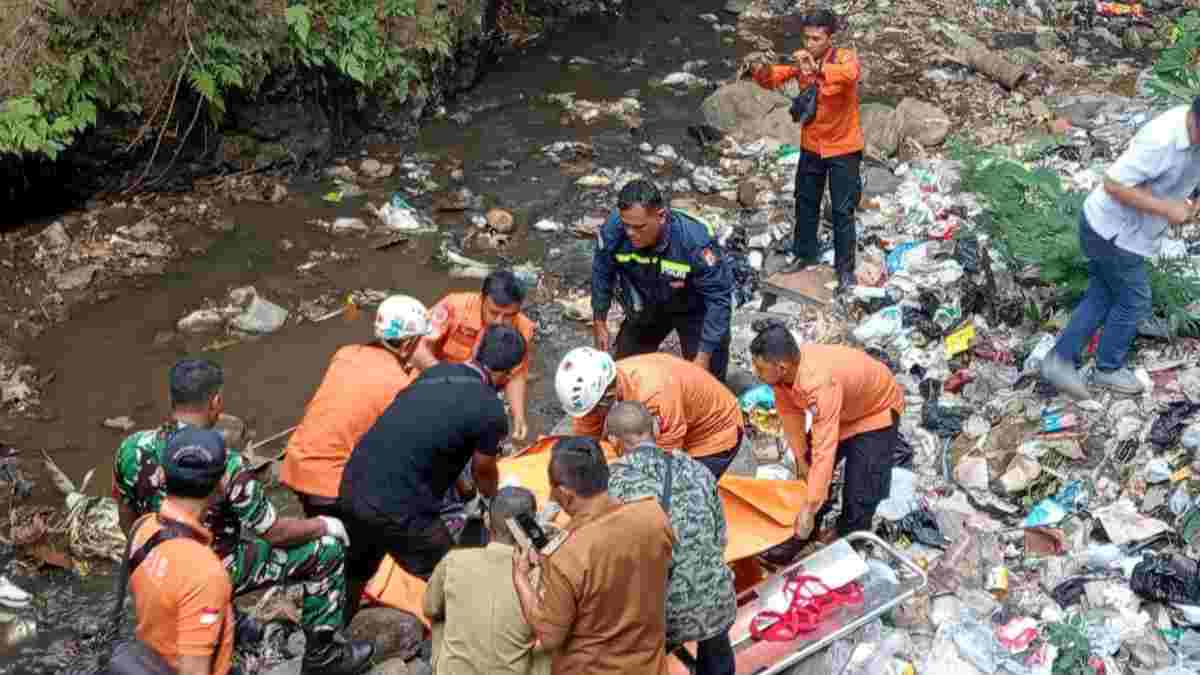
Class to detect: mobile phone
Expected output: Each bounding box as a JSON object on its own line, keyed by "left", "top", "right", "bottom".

{"left": 507, "top": 513, "right": 549, "bottom": 550}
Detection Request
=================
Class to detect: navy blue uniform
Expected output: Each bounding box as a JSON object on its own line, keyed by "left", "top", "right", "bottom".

{"left": 592, "top": 209, "right": 735, "bottom": 380}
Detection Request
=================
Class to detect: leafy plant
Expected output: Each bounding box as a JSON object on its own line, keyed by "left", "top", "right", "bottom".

{"left": 1149, "top": 11, "right": 1200, "bottom": 104}
{"left": 0, "top": 12, "right": 133, "bottom": 159}
{"left": 286, "top": 0, "right": 424, "bottom": 102}
{"left": 1044, "top": 615, "right": 1095, "bottom": 675}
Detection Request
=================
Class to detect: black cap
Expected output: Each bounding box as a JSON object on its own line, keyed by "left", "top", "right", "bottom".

{"left": 163, "top": 427, "right": 227, "bottom": 498}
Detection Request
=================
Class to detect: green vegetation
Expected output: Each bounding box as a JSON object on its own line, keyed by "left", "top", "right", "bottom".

{"left": 953, "top": 140, "right": 1200, "bottom": 337}
{"left": 0, "top": 0, "right": 471, "bottom": 161}
{"left": 1149, "top": 11, "right": 1200, "bottom": 104}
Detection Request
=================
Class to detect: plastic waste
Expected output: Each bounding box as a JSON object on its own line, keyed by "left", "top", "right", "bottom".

{"left": 1131, "top": 553, "right": 1200, "bottom": 605}
{"left": 954, "top": 235, "right": 981, "bottom": 275}
{"left": 854, "top": 306, "right": 904, "bottom": 343}
{"left": 1170, "top": 485, "right": 1194, "bottom": 515}
{"left": 1021, "top": 498, "right": 1067, "bottom": 528}
{"left": 1183, "top": 423, "right": 1200, "bottom": 451}
{"left": 876, "top": 468, "right": 918, "bottom": 521}
{"left": 1145, "top": 458, "right": 1173, "bottom": 484}
{"left": 949, "top": 612, "right": 998, "bottom": 674}
{"left": 229, "top": 295, "right": 289, "bottom": 334}
{"left": 738, "top": 384, "right": 775, "bottom": 412}
{"left": 1150, "top": 400, "right": 1200, "bottom": 449}
{"left": 856, "top": 632, "right": 907, "bottom": 675}
{"left": 1082, "top": 543, "right": 1125, "bottom": 571}
{"left": 898, "top": 506, "right": 950, "bottom": 548}
{"left": 0, "top": 576, "right": 31, "bottom": 609}
{"left": 1022, "top": 333, "right": 1057, "bottom": 374}
{"left": 886, "top": 241, "right": 931, "bottom": 274}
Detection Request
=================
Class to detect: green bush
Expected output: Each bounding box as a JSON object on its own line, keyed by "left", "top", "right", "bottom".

{"left": 0, "top": 11, "right": 134, "bottom": 159}
{"left": 1149, "top": 11, "right": 1200, "bottom": 104}
{"left": 954, "top": 141, "right": 1200, "bottom": 337}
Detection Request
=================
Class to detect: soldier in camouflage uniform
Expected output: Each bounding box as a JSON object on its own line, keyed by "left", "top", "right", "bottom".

{"left": 604, "top": 401, "right": 737, "bottom": 675}
{"left": 113, "top": 359, "right": 373, "bottom": 675}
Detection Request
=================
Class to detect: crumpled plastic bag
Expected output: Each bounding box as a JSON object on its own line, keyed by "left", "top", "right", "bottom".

{"left": 738, "top": 383, "right": 775, "bottom": 412}
{"left": 1131, "top": 553, "right": 1200, "bottom": 605}
{"left": 949, "top": 612, "right": 999, "bottom": 673}
{"left": 1149, "top": 400, "right": 1200, "bottom": 450}
{"left": 955, "top": 235, "right": 981, "bottom": 275}
{"left": 898, "top": 506, "right": 949, "bottom": 548}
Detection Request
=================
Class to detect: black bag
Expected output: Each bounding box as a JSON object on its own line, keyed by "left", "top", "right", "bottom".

{"left": 104, "top": 516, "right": 214, "bottom": 675}
{"left": 789, "top": 85, "right": 818, "bottom": 125}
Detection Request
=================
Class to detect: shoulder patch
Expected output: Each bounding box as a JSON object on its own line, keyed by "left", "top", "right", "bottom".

{"left": 700, "top": 247, "right": 718, "bottom": 267}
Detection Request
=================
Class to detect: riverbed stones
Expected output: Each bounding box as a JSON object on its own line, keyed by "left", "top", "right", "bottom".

{"left": 486, "top": 208, "right": 516, "bottom": 233}
{"left": 349, "top": 607, "right": 425, "bottom": 662}
{"left": 700, "top": 81, "right": 795, "bottom": 145}
{"left": 177, "top": 309, "right": 226, "bottom": 334}
{"left": 103, "top": 416, "right": 136, "bottom": 432}
{"left": 897, "top": 98, "right": 952, "bottom": 148}
{"left": 860, "top": 103, "right": 902, "bottom": 159}
{"left": 52, "top": 265, "right": 98, "bottom": 291}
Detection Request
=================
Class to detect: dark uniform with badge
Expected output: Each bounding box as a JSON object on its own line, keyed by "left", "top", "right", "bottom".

{"left": 592, "top": 209, "right": 736, "bottom": 381}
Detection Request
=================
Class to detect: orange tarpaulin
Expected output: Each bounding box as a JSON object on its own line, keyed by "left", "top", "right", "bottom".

{"left": 364, "top": 436, "right": 805, "bottom": 627}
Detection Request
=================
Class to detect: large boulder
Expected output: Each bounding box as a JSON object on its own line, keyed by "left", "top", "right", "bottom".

{"left": 860, "top": 103, "right": 902, "bottom": 159}
{"left": 701, "top": 81, "right": 797, "bottom": 145}
{"left": 897, "top": 98, "right": 951, "bottom": 148}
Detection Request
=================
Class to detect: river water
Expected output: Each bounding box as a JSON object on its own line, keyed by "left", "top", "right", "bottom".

{"left": 0, "top": 0, "right": 749, "bottom": 670}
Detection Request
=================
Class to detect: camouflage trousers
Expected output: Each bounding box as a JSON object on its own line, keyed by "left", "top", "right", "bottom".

{"left": 226, "top": 535, "right": 347, "bottom": 633}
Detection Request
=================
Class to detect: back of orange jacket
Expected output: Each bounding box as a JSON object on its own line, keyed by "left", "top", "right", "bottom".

{"left": 574, "top": 353, "right": 743, "bottom": 458}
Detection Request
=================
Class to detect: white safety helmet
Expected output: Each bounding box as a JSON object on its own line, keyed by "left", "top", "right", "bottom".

{"left": 374, "top": 295, "right": 432, "bottom": 342}
{"left": 556, "top": 347, "right": 617, "bottom": 418}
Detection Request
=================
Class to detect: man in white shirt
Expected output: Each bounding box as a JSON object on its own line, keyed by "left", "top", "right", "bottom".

{"left": 1042, "top": 97, "right": 1200, "bottom": 399}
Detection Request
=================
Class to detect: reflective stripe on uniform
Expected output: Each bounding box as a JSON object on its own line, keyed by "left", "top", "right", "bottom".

{"left": 614, "top": 253, "right": 692, "bottom": 276}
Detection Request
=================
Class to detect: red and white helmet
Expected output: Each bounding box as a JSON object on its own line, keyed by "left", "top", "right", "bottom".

{"left": 556, "top": 347, "right": 617, "bottom": 417}
{"left": 374, "top": 295, "right": 432, "bottom": 342}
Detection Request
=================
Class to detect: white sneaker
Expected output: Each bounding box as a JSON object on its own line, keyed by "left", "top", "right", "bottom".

{"left": 0, "top": 576, "right": 31, "bottom": 609}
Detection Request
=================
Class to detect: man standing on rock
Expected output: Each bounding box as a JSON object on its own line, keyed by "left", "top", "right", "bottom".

{"left": 555, "top": 347, "right": 745, "bottom": 480}
{"left": 415, "top": 269, "right": 536, "bottom": 441}
{"left": 748, "top": 324, "right": 903, "bottom": 548}
{"left": 114, "top": 359, "right": 374, "bottom": 674}
{"left": 753, "top": 9, "right": 863, "bottom": 292}
{"left": 282, "top": 295, "right": 432, "bottom": 518}
{"left": 1041, "top": 96, "right": 1200, "bottom": 399}
{"left": 338, "top": 325, "right": 525, "bottom": 615}
{"left": 591, "top": 179, "right": 735, "bottom": 381}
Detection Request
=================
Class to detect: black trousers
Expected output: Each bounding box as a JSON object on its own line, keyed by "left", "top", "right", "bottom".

{"left": 614, "top": 310, "right": 730, "bottom": 381}
{"left": 813, "top": 413, "right": 897, "bottom": 537}
{"left": 307, "top": 494, "right": 452, "bottom": 622}
{"left": 694, "top": 427, "right": 743, "bottom": 481}
{"left": 793, "top": 149, "right": 862, "bottom": 277}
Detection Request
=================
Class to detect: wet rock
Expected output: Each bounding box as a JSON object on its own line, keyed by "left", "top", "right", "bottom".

{"left": 723, "top": 0, "right": 751, "bottom": 12}
{"left": 324, "top": 165, "right": 357, "bottom": 182}
{"left": 52, "top": 265, "right": 98, "bottom": 291}
{"left": 118, "top": 218, "right": 160, "bottom": 240}
{"left": 39, "top": 222, "right": 72, "bottom": 250}
{"left": 229, "top": 286, "right": 257, "bottom": 308}
{"left": 230, "top": 295, "right": 289, "bottom": 335}
{"left": 861, "top": 103, "right": 902, "bottom": 159}
{"left": 349, "top": 608, "right": 425, "bottom": 662}
{"left": 331, "top": 217, "right": 369, "bottom": 234}
{"left": 433, "top": 188, "right": 473, "bottom": 212}
{"left": 266, "top": 183, "right": 289, "bottom": 203}
{"left": 102, "top": 416, "right": 136, "bottom": 432}
{"left": 738, "top": 179, "right": 761, "bottom": 208}
{"left": 692, "top": 166, "right": 731, "bottom": 193}
{"left": 367, "top": 659, "right": 410, "bottom": 675}
{"left": 534, "top": 219, "right": 564, "bottom": 233}
{"left": 897, "top": 98, "right": 951, "bottom": 148}
{"left": 359, "top": 159, "right": 395, "bottom": 179}
{"left": 486, "top": 208, "right": 516, "bottom": 234}
{"left": 660, "top": 72, "right": 709, "bottom": 88}
{"left": 177, "top": 309, "right": 226, "bottom": 334}
{"left": 700, "top": 81, "right": 795, "bottom": 145}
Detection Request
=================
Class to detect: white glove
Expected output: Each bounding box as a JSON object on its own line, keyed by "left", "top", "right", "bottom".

{"left": 318, "top": 516, "right": 350, "bottom": 547}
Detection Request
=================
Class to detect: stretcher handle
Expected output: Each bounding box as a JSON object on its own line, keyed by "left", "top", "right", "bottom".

{"left": 844, "top": 531, "right": 929, "bottom": 590}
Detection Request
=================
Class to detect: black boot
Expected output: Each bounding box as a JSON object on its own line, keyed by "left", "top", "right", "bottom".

{"left": 302, "top": 629, "right": 374, "bottom": 675}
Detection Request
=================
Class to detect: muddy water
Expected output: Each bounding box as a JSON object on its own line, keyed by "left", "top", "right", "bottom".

{"left": 0, "top": 0, "right": 739, "bottom": 670}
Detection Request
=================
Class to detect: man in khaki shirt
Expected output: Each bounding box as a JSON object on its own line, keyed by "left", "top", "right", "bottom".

{"left": 424, "top": 486, "right": 549, "bottom": 675}
{"left": 513, "top": 436, "right": 675, "bottom": 675}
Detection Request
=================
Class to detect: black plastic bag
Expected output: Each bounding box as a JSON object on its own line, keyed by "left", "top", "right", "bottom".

{"left": 923, "top": 403, "right": 964, "bottom": 439}
{"left": 1130, "top": 553, "right": 1200, "bottom": 605}
{"left": 789, "top": 85, "right": 818, "bottom": 125}
{"left": 955, "top": 235, "right": 981, "bottom": 275}
{"left": 1051, "top": 576, "right": 1090, "bottom": 608}
{"left": 1149, "top": 399, "right": 1200, "bottom": 449}
{"left": 897, "top": 507, "right": 949, "bottom": 548}
{"left": 892, "top": 433, "right": 915, "bottom": 469}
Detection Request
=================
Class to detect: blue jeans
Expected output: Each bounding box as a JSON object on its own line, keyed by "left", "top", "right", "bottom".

{"left": 1052, "top": 216, "right": 1151, "bottom": 371}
